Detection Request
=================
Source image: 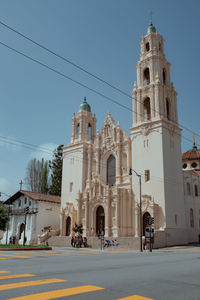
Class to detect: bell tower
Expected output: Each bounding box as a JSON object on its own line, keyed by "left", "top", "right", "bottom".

{"left": 130, "top": 23, "right": 187, "bottom": 246}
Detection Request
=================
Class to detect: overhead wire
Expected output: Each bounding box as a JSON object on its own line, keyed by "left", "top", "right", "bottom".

{"left": 0, "top": 20, "right": 199, "bottom": 140}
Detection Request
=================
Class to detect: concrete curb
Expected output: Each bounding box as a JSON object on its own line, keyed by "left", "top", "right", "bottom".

{"left": 0, "top": 247, "right": 52, "bottom": 251}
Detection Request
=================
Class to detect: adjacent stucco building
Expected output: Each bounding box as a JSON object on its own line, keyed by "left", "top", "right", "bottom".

{"left": 2, "top": 190, "right": 60, "bottom": 245}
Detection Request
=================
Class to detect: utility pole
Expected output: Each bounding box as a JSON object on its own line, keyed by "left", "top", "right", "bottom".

{"left": 23, "top": 206, "right": 29, "bottom": 246}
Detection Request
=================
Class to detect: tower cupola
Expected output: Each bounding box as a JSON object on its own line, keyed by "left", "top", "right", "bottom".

{"left": 147, "top": 22, "right": 156, "bottom": 34}
{"left": 79, "top": 97, "right": 91, "bottom": 112}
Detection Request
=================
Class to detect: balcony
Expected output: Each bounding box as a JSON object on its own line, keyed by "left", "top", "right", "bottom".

{"left": 6, "top": 207, "right": 38, "bottom": 215}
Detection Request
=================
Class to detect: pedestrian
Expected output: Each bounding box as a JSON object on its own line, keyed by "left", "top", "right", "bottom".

{"left": 71, "top": 236, "right": 74, "bottom": 247}
{"left": 73, "top": 236, "right": 76, "bottom": 248}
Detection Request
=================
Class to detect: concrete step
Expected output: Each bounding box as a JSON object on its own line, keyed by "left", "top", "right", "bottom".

{"left": 48, "top": 235, "right": 140, "bottom": 250}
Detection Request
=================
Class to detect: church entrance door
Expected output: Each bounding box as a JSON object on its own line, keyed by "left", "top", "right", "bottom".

{"left": 143, "top": 212, "right": 151, "bottom": 236}
{"left": 66, "top": 216, "right": 71, "bottom": 236}
{"left": 96, "top": 206, "right": 105, "bottom": 235}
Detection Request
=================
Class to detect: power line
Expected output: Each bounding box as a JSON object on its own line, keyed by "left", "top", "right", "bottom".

{"left": 0, "top": 40, "right": 132, "bottom": 113}
{"left": 0, "top": 20, "right": 199, "bottom": 140}
{"left": 0, "top": 20, "right": 131, "bottom": 99}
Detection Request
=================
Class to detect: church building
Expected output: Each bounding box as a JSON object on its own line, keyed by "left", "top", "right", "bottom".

{"left": 60, "top": 23, "right": 200, "bottom": 248}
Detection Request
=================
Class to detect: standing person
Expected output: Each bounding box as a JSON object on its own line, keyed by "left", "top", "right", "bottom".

{"left": 71, "top": 236, "right": 74, "bottom": 247}
{"left": 73, "top": 236, "right": 76, "bottom": 248}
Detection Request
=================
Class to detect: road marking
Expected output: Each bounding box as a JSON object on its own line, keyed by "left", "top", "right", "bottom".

{"left": 117, "top": 295, "right": 154, "bottom": 300}
{"left": 0, "top": 274, "right": 35, "bottom": 280}
{"left": 0, "top": 254, "right": 31, "bottom": 259}
{"left": 8, "top": 284, "right": 104, "bottom": 299}
{"left": 0, "top": 278, "right": 66, "bottom": 291}
{"left": 0, "top": 258, "right": 10, "bottom": 260}
{"left": 0, "top": 271, "right": 10, "bottom": 273}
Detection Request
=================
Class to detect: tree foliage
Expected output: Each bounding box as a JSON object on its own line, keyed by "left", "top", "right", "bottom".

{"left": 25, "top": 158, "right": 50, "bottom": 193}
{"left": 0, "top": 206, "right": 9, "bottom": 231}
{"left": 49, "top": 145, "right": 63, "bottom": 196}
{"left": 72, "top": 223, "right": 83, "bottom": 235}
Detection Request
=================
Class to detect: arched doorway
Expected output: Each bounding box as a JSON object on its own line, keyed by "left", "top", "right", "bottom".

{"left": 66, "top": 217, "right": 71, "bottom": 236}
{"left": 143, "top": 212, "right": 151, "bottom": 236}
{"left": 19, "top": 223, "right": 25, "bottom": 240}
{"left": 96, "top": 206, "right": 105, "bottom": 235}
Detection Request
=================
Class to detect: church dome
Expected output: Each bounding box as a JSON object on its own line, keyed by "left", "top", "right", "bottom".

{"left": 182, "top": 148, "right": 200, "bottom": 161}
{"left": 147, "top": 22, "right": 156, "bottom": 34}
{"left": 79, "top": 97, "right": 91, "bottom": 112}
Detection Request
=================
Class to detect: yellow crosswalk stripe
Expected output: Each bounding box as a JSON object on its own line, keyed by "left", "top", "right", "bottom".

{"left": 0, "top": 271, "right": 10, "bottom": 273}
{"left": 0, "top": 278, "right": 66, "bottom": 291}
{"left": 0, "top": 254, "right": 31, "bottom": 259}
{"left": 0, "top": 274, "right": 35, "bottom": 280}
{"left": 0, "top": 258, "right": 9, "bottom": 260}
{"left": 117, "top": 295, "right": 154, "bottom": 300}
{"left": 8, "top": 284, "right": 104, "bottom": 299}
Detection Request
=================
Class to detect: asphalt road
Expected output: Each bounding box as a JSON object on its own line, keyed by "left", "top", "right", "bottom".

{"left": 0, "top": 246, "right": 200, "bottom": 299}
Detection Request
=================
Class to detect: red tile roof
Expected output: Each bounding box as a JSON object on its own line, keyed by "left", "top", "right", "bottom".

{"left": 4, "top": 190, "right": 61, "bottom": 204}
{"left": 182, "top": 149, "right": 200, "bottom": 160}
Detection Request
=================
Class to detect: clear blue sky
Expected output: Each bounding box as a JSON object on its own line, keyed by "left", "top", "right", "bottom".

{"left": 0, "top": 0, "right": 199, "bottom": 199}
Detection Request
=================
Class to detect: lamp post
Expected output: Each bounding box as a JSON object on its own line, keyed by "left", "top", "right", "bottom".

{"left": 129, "top": 168, "right": 143, "bottom": 252}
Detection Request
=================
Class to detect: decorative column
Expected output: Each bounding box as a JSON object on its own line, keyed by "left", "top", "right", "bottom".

{"left": 87, "top": 144, "right": 92, "bottom": 182}
{"left": 77, "top": 191, "right": 82, "bottom": 225}
{"left": 134, "top": 206, "right": 139, "bottom": 237}
{"left": 105, "top": 187, "right": 111, "bottom": 237}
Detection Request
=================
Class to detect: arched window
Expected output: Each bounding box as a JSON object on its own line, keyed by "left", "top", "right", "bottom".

{"left": 166, "top": 98, "right": 170, "bottom": 120}
{"left": 143, "top": 68, "right": 150, "bottom": 85}
{"left": 187, "top": 183, "right": 191, "bottom": 195}
{"left": 163, "top": 69, "right": 166, "bottom": 85}
{"left": 146, "top": 42, "right": 150, "bottom": 52}
{"left": 190, "top": 208, "right": 194, "bottom": 228}
{"left": 107, "top": 154, "right": 116, "bottom": 187}
{"left": 143, "top": 97, "right": 151, "bottom": 121}
{"left": 77, "top": 124, "right": 80, "bottom": 138}
{"left": 88, "top": 123, "right": 92, "bottom": 139}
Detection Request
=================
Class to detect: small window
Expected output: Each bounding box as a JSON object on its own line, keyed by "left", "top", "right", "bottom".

{"left": 24, "top": 197, "right": 27, "bottom": 205}
{"left": 146, "top": 42, "right": 150, "bottom": 52}
{"left": 195, "top": 185, "right": 198, "bottom": 197}
{"left": 159, "top": 42, "right": 162, "bottom": 51}
{"left": 145, "top": 170, "right": 150, "bottom": 182}
{"left": 190, "top": 208, "right": 194, "bottom": 228}
{"left": 183, "top": 163, "right": 187, "bottom": 169}
{"left": 166, "top": 98, "right": 170, "bottom": 120}
{"left": 29, "top": 200, "right": 31, "bottom": 206}
{"left": 187, "top": 183, "right": 191, "bottom": 195}
{"left": 191, "top": 162, "right": 197, "bottom": 168}
{"left": 77, "top": 124, "right": 80, "bottom": 138}
{"left": 69, "top": 182, "right": 73, "bottom": 192}
{"left": 19, "top": 200, "right": 21, "bottom": 207}
{"left": 163, "top": 69, "right": 166, "bottom": 85}
{"left": 88, "top": 123, "right": 92, "bottom": 139}
{"left": 143, "top": 68, "right": 150, "bottom": 85}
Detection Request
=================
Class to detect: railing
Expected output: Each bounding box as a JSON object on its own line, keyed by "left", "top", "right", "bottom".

{"left": 6, "top": 207, "right": 38, "bottom": 215}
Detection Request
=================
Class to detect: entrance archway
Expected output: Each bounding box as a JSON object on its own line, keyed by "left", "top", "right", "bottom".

{"left": 66, "top": 216, "right": 71, "bottom": 236}
{"left": 19, "top": 223, "right": 25, "bottom": 240}
{"left": 96, "top": 206, "right": 105, "bottom": 235}
{"left": 143, "top": 212, "right": 151, "bottom": 236}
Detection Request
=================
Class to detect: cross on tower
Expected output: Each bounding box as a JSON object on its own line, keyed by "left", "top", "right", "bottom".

{"left": 149, "top": 11, "right": 153, "bottom": 23}
{"left": 19, "top": 180, "right": 23, "bottom": 190}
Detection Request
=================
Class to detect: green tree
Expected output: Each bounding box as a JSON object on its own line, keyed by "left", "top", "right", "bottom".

{"left": 0, "top": 206, "right": 9, "bottom": 231}
{"left": 72, "top": 223, "right": 83, "bottom": 235}
{"left": 49, "top": 145, "right": 63, "bottom": 196}
{"left": 25, "top": 158, "right": 50, "bottom": 193}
